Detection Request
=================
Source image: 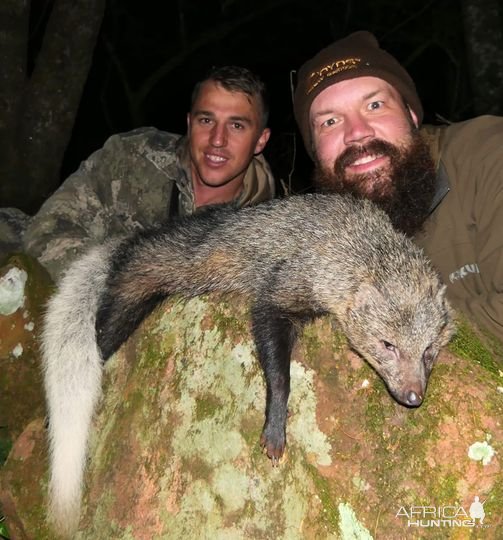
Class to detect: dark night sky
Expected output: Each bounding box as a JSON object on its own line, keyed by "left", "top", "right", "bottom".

{"left": 59, "top": 0, "right": 473, "bottom": 190}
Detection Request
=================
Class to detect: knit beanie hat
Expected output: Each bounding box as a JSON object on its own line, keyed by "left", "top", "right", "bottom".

{"left": 293, "top": 31, "right": 423, "bottom": 158}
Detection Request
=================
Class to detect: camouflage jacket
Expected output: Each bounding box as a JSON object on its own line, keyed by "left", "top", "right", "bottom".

{"left": 19, "top": 127, "right": 275, "bottom": 281}
{"left": 417, "top": 115, "right": 503, "bottom": 341}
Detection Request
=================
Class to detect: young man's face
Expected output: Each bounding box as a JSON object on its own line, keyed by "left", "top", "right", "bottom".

{"left": 187, "top": 81, "right": 270, "bottom": 191}
{"left": 310, "top": 76, "right": 418, "bottom": 197}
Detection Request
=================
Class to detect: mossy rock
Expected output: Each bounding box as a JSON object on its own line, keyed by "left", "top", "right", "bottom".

{"left": 1, "top": 295, "right": 502, "bottom": 538}
{"left": 0, "top": 254, "right": 53, "bottom": 465}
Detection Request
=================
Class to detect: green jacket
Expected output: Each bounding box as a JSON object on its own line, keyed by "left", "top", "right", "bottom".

{"left": 416, "top": 115, "right": 503, "bottom": 341}
{"left": 21, "top": 127, "right": 275, "bottom": 281}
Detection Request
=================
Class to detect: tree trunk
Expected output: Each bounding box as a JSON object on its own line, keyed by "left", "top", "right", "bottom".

{"left": 0, "top": 0, "right": 106, "bottom": 214}
{"left": 461, "top": 0, "right": 503, "bottom": 115}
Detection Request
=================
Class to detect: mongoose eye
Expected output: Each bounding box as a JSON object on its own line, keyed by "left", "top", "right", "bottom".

{"left": 422, "top": 345, "right": 436, "bottom": 367}
{"left": 381, "top": 340, "right": 396, "bottom": 352}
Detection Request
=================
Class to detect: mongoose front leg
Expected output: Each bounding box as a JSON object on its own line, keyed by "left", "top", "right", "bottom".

{"left": 251, "top": 303, "right": 298, "bottom": 465}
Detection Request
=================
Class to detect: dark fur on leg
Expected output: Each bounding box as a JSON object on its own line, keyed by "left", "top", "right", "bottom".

{"left": 252, "top": 302, "right": 301, "bottom": 465}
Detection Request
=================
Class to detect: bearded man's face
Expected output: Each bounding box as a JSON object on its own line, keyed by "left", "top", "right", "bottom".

{"left": 309, "top": 77, "right": 436, "bottom": 235}
{"left": 313, "top": 131, "right": 437, "bottom": 235}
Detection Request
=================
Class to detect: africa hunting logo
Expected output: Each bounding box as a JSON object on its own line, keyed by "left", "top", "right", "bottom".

{"left": 396, "top": 496, "right": 489, "bottom": 529}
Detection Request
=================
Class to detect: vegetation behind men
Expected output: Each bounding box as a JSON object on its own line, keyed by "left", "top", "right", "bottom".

{"left": 5, "top": 66, "right": 274, "bottom": 281}
{"left": 294, "top": 31, "right": 503, "bottom": 342}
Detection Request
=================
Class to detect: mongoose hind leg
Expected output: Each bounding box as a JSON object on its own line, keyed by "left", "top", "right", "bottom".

{"left": 251, "top": 302, "right": 300, "bottom": 465}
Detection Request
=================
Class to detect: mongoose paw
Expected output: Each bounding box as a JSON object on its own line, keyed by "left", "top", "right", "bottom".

{"left": 260, "top": 430, "right": 285, "bottom": 466}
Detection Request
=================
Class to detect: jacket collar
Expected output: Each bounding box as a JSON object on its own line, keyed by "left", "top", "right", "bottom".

{"left": 420, "top": 125, "right": 450, "bottom": 215}
{"left": 430, "top": 161, "right": 450, "bottom": 214}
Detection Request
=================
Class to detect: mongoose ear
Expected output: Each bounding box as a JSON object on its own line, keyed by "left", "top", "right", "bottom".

{"left": 352, "top": 282, "right": 383, "bottom": 310}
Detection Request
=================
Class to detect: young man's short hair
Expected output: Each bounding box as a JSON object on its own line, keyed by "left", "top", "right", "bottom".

{"left": 191, "top": 65, "right": 269, "bottom": 129}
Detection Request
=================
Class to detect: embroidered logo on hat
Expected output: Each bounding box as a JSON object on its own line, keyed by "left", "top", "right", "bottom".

{"left": 293, "top": 31, "right": 424, "bottom": 157}
{"left": 307, "top": 57, "right": 362, "bottom": 94}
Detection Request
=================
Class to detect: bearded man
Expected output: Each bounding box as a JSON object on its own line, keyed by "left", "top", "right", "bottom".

{"left": 293, "top": 31, "right": 503, "bottom": 342}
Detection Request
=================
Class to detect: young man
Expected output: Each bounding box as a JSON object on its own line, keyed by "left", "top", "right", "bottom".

{"left": 19, "top": 66, "right": 274, "bottom": 280}
{"left": 293, "top": 31, "right": 503, "bottom": 342}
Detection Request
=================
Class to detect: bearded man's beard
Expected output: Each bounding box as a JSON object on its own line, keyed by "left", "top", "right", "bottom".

{"left": 313, "top": 131, "right": 437, "bottom": 236}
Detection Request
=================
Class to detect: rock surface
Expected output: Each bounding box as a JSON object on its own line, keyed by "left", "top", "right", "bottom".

{"left": 1, "top": 293, "right": 502, "bottom": 539}
{"left": 0, "top": 254, "right": 52, "bottom": 449}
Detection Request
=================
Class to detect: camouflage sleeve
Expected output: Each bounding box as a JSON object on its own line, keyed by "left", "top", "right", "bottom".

{"left": 23, "top": 128, "right": 182, "bottom": 281}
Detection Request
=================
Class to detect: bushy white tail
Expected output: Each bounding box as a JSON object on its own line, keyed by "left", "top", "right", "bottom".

{"left": 42, "top": 244, "right": 113, "bottom": 536}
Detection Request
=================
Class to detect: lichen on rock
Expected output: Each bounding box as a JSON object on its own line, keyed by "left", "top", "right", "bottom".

{"left": 1, "top": 293, "right": 502, "bottom": 538}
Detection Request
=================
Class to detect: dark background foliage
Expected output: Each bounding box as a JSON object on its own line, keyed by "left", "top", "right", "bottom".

{"left": 2, "top": 0, "right": 503, "bottom": 211}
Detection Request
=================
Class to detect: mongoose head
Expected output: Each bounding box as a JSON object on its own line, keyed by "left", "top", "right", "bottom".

{"left": 343, "top": 279, "right": 455, "bottom": 407}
